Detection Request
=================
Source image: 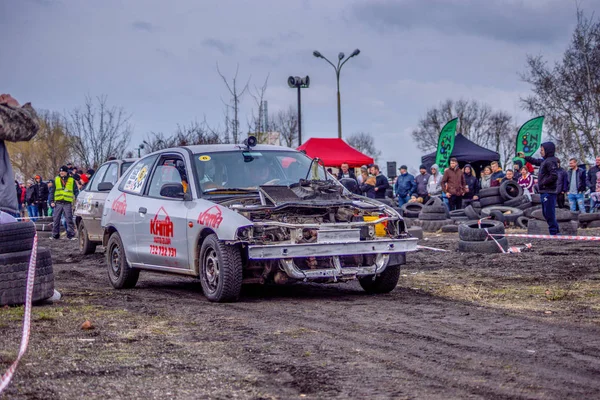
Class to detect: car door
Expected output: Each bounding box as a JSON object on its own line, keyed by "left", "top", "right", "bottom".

{"left": 77, "top": 163, "right": 110, "bottom": 240}
{"left": 134, "top": 154, "right": 191, "bottom": 270}
{"left": 87, "top": 162, "right": 119, "bottom": 241}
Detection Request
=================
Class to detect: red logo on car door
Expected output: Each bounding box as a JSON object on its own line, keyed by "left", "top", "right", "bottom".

{"left": 111, "top": 193, "right": 127, "bottom": 215}
{"left": 197, "top": 206, "right": 223, "bottom": 229}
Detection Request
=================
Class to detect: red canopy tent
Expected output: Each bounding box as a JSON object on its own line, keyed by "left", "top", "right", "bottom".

{"left": 297, "top": 138, "right": 373, "bottom": 168}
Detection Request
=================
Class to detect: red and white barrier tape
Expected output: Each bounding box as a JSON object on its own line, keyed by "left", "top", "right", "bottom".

{"left": 0, "top": 233, "right": 38, "bottom": 394}
{"left": 489, "top": 233, "right": 600, "bottom": 241}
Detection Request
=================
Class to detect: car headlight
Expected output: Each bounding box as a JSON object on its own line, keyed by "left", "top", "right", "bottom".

{"left": 236, "top": 226, "right": 253, "bottom": 240}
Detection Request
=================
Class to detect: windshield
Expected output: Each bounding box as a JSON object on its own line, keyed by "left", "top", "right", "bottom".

{"left": 192, "top": 150, "right": 328, "bottom": 193}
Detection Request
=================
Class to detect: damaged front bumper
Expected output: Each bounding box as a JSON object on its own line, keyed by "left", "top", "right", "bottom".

{"left": 247, "top": 237, "right": 418, "bottom": 280}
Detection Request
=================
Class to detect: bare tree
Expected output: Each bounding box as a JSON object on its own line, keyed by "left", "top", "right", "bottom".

{"left": 486, "top": 111, "right": 515, "bottom": 169}
{"left": 217, "top": 63, "right": 250, "bottom": 144}
{"left": 248, "top": 74, "right": 270, "bottom": 143}
{"left": 66, "top": 95, "right": 132, "bottom": 168}
{"left": 521, "top": 8, "right": 600, "bottom": 162}
{"left": 8, "top": 110, "right": 74, "bottom": 180}
{"left": 347, "top": 131, "right": 382, "bottom": 162}
{"left": 411, "top": 99, "right": 493, "bottom": 152}
{"left": 141, "top": 120, "right": 221, "bottom": 154}
{"left": 269, "top": 106, "right": 298, "bottom": 148}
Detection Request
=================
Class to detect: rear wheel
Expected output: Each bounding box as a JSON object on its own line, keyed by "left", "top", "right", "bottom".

{"left": 359, "top": 264, "right": 401, "bottom": 294}
{"left": 106, "top": 232, "right": 139, "bottom": 289}
{"left": 78, "top": 221, "right": 97, "bottom": 255}
{"left": 199, "top": 234, "right": 243, "bottom": 302}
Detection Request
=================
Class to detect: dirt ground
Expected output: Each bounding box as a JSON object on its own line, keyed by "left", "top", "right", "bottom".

{"left": 2, "top": 228, "right": 600, "bottom": 400}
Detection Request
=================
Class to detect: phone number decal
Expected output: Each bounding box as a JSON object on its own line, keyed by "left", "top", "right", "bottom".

{"left": 150, "top": 245, "right": 177, "bottom": 257}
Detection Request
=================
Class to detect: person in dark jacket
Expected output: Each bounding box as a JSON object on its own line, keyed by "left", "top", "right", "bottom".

{"left": 441, "top": 158, "right": 467, "bottom": 211}
{"left": 34, "top": 175, "right": 49, "bottom": 217}
{"left": 462, "top": 164, "right": 479, "bottom": 208}
{"left": 359, "top": 169, "right": 376, "bottom": 198}
{"left": 25, "top": 179, "right": 39, "bottom": 221}
{"left": 336, "top": 163, "right": 357, "bottom": 181}
{"left": 556, "top": 160, "right": 569, "bottom": 209}
{"left": 393, "top": 165, "right": 416, "bottom": 206}
{"left": 370, "top": 164, "right": 390, "bottom": 199}
{"left": 567, "top": 158, "right": 587, "bottom": 213}
{"left": 489, "top": 161, "right": 505, "bottom": 187}
{"left": 414, "top": 164, "right": 430, "bottom": 203}
{"left": 521, "top": 142, "right": 559, "bottom": 235}
{"left": 15, "top": 180, "right": 22, "bottom": 217}
{"left": 503, "top": 169, "right": 518, "bottom": 182}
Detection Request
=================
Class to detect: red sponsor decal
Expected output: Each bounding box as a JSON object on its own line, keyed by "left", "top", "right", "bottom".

{"left": 150, "top": 206, "right": 174, "bottom": 237}
{"left": 150, "top": 245, "right": 176, "bottom": 257}
{"left": 112, "top": 193, "right": 127, "bottom": 215}
{"left": 197, "top": 205, "right": 223, "bottom": 229}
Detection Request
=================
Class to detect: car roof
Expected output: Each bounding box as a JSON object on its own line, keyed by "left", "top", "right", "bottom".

{"left": 182, "top": 143, "right": 297, "bottom": 153}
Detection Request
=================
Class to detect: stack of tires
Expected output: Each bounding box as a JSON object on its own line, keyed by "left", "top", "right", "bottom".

{"left": 416, "top": 198, "right": 453, "bottom": 232}
{"left": 478, "top": 180, "right": 524, "bottom": 208}
{"left": 0, "top": 221, "right": 54, "bottom": 306}
{"left": 457, "top": 220, "right": 508, "bottom": 253}
{"left": 527, "top": 208, "right": 579, "bottom": 235}
{"left": 578, "top": 212, "right": 600, "bottom": 229}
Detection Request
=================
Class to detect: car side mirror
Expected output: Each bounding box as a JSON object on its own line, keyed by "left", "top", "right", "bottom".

{"left": 98, "top": 182, "right": 113, "bottom": 192}
{"left": 160, "top": 183, "right": 185, "bottom": 199}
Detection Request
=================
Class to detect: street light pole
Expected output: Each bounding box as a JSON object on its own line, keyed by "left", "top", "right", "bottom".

{"left": 313, "top": 49, "right": 360, "bottom": 140}
{"left": 288, "top": 76, "right": 310, "bottom": 146}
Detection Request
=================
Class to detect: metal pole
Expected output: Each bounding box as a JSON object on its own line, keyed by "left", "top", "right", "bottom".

{"left": 297, "top": 85, "right": 302, "bottom": 146}
{"left": 137, "top": 148, "right": 141, "bottom": 158}
{"left": 336, "top": 71, "right": 342, "bottom": 139}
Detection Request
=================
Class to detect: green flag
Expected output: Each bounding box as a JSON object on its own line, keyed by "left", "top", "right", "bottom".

{"left": 515, "top": 116, "right": 544, "bottom": 157}
{"left": 435, "top": 118, "right": 458, "bottom": 169}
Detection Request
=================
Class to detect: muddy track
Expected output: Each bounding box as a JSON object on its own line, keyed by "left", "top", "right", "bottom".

{"left": 1, "top": 235, "right": 600, "bottom": 399}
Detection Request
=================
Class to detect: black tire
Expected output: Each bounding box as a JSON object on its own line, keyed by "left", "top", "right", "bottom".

{"left": 449, "top": 209, "right": 467, "bottom": 217}
{"left": 481, "top": 206, "right": 524, "bottom": 223}
{"left": 458, "top": 237, "right": 508, "bottom": 253}
{"left": 504, "top": 196, "right": 527, "bottom": 207}
{"left": 530, "top": 208, "right": 572, "bottom": 222}
{"left": 0, "top": 248, "right": 54, "bottom": 306}
{"left": 407, "top": 226, "right": 423, "bottom": 239}
{"left": 421, "top": 219, "right": 454, "bottom": 232}
{"left": 464, "top": 205, "right": 480, "bottom": 220}
{"left": 0, "top": 222, "right": 36, "bottom": 255}
{"left": 35, "top": 222, "right": 53, "bottom": 232}
{"left": 531, "top": 193, "right": 541, "bottom": 204}
{"left": 524, "top": 205, "right": 542, "bottom": 218}
{"left": 517, "top": 201, "right": 533, "bottom": 210}
{"left": 199, "top": 234, "right": 243, "bottom": 302}
{"left": 418, "top": 212, "right": 447, "bottom": 221}
{"left": 401, "top": 202, "right": 424, "bottom": 214}
{"left": 472, "top": 201, "right": 481, "bottom": 208}
{"left": 359, "top": 264, "right": 401, "bottom": 294}
{"left": 479, "top": 195, "right": 504, "bottom": 207}
{"left": 420, "top": 205, "right": 448, "bottom": 214}
{"left": 527, "top": 220, "right": 578, "bottom": 235}
{"left": 450, "top": 216, "right": 469, "bottom": 223}
{"left": 106, "top": 232, "right": 139, "bottom": 289}
{"left": 478, "top": 187, "right": 500, "bottom": 198}
{"left": 516, "top": 216, "right": 529, "bottom": 229}
{"left": 78, "top": 221, "right": 97, "bottom": 255}
{"left": 424, "top": 197, "right": 443, "bottom": 207}
{"left": 499, "top": 180, "right": 523, "bottom": 200}
{"left": 578, "top": 213, "right": 600, "bottom": 223}
{"left": 441, "top": 224, "right": 458, "bottom": 233}
{"left": 585, "top": 220, "right": 600, "bottom": 228}
{"left": 489, "top": 210, "right": 505, "bottom": 223}
{"left": 458, "top": 220, "right": 505, "bottom": 241}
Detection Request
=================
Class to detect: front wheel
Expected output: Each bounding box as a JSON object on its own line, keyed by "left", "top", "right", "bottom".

{"left": 199, "top": 234, "right": 243, "bottom": 302}
{"left": 78, "top": 221, "right": 97, "bottom": 255}
{"left": 359, "top": 264, "right": 401, "bottom": 294}
{"left": 106, "top": 232, "right": 139, "bottom": 289}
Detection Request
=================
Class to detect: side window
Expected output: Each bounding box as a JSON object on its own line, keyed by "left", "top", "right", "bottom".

{"left": 148, "top": 157, "right": 189, "bottom": 198}
{"left": 103, "top": 163, "right": 119, "bottom": 185}
{"left": 89, "top": 164, "right": 109, "bottom": 192}
{"left": 120, "top": 155, "right": 158, "bottom": 194}
{"left": 120, "top": 162, "right": 134, "bottom": 176}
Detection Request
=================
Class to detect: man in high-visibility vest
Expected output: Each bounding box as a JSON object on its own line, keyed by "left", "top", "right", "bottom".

{"left": 50, "top": 165, "right": 77, "bottom": 240}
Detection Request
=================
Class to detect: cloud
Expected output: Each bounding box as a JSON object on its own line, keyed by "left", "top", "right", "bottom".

{"left": 352, "top": 0, "right": 582, "bottom": 45}
{"left": 132, "top": 20, "right": 157, "bottom": 33}
{"left": 202, "top": 38, "right": 236, "bottom": 55}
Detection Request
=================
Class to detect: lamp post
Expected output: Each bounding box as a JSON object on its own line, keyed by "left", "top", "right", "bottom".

{"left": 136, "top": 143, "right": 145, "bottom": 158}
{"left": 313, "top": 49, "right": 360, "bottom": 139}
{"left": 288, "top": 76, "right": 310, "bottom": 146}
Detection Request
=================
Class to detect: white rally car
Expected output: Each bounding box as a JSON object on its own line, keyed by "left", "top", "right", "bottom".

{"left": 101, "top": 138, "right": 418, "bottom": 302}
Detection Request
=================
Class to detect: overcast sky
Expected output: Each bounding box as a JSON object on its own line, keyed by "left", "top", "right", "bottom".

{"left": 2, "top": 0, "right": 599, "bottom": 171}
